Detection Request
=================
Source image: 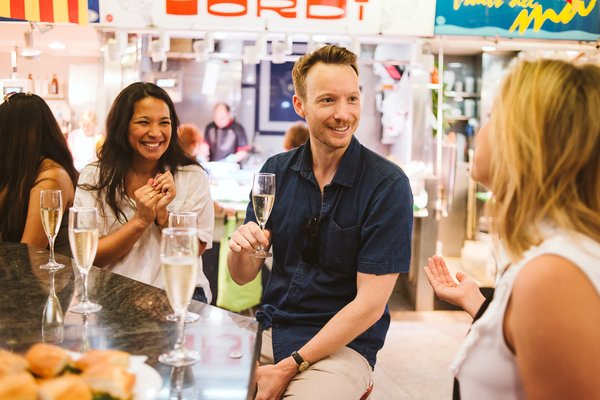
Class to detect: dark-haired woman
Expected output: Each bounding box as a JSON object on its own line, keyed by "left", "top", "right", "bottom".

{"left": 0, "top": 93, "right": 77, "bottom": 257}
{"left": 74, "top": 83, "right": 214, "bottom": 302}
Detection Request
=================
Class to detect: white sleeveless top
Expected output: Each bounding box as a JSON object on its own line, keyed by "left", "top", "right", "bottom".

{"left": 452, "top": 226, "right": 600, "bottom": 399}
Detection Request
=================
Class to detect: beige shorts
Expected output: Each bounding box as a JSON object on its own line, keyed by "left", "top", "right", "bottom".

{"left": 259, "top": 328, "right": 373, "bottom": 399}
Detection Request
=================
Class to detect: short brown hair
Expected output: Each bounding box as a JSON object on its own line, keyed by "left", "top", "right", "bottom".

{"left": 178, "top": 123, "right": 202, "bottom": 156}
{"left": 283, "top": 122, "right": 310, "bottom": 150}
{"left": 292, "top": 45, "right": 358, "bottom": 100}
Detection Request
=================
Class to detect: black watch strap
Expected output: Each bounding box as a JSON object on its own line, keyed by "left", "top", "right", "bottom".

{"left": 291, "top": 351, "right": 310, "bottom": 372}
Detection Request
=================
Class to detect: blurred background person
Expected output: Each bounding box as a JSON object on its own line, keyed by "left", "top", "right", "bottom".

{"left": 75, "top": 82, "right": 215, "bottom": 303}
{"left": 0, "top": 92, "right": 77, "bottom": 257}
{"left": 283, "top": 121, "right": 310, "bottom": 151}
{"left": 68, "top": 110, "right": 103, "bottom": 171}
{"left": 178, "top": 122, "right": 209, "bottom": 163}
{"left": 204, "top": 102, "right": 249, "bottom": 163}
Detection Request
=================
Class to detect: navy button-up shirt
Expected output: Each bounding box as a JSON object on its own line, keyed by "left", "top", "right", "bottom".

{"left": 246, "top": 136, "right": 413, "bottom": 368}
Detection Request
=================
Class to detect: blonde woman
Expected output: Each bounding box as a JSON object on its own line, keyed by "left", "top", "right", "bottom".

{"left": 425, "top": 59, "right": 600, "bottom": 399}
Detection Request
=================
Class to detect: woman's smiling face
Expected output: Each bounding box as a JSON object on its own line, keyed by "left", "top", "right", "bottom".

{"left": 128, "top": 96, "right": 172, "bottom": 165}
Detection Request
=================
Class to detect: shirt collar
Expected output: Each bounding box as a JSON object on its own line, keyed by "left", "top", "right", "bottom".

{"left": 290, "top": 136, "right": 360, "bottom": 188}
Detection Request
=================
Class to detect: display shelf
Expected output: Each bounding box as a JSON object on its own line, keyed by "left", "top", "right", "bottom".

{"left": 444, "top": 91, "right": 479, "bottom": 99}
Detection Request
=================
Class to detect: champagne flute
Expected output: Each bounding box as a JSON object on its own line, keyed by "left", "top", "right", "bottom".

{"left": 68, "top": 207, "right": 101, "bottom": 314}
{"left": 40, "top": 190, "right": 65, "bottom": 270}
{"left": 42, "top": 269, "right": 64, "bottom": 343}
{"left": 251, "top": 173, "right": 275, "bottom": 258}
{"left": 166, "top": 211, "right": 201, "bottom": 324}
{"left": 159, "top": 227, "right": 201, "bottom": 366}
{"left": 169, "top": 366, "right": 197, "bottom": 400}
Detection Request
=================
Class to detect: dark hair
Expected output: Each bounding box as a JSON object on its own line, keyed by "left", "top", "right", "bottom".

{"left": 0, "top": 93, "right": 77, "bottom": 241}
{"left": 81, "top": 82, "right": 196, "bottom": 223}
{"left": 292, "top": 45, "right": 358, "bottom": 100}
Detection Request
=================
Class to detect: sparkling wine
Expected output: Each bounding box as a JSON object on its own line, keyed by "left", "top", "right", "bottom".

{"left": 161, "top": 256, "right": 198, "bottom": 314}
{"left": 69, "top": 228, "right": 99, "bottom": 270}
{"left": 41, "top": 207, "right": 62, "bottom": 238}
{"left": 252, "top": 194, "right": 275, "bottom": 227}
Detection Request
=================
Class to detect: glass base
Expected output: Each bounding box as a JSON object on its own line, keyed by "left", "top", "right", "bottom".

{"left": 70, "top": 301, "right": 102, "bottom": 314}
{"left": 167, "top": 311, "right": 199, "bottom": 323}
{"left": 159, "top": 349, "right": 200, "bottom": 367}
{"left": 40, "top": 261, "right": 65, "bottom": 270}
{"left": 252, "top": 250, "right": 272, "bottom": 258}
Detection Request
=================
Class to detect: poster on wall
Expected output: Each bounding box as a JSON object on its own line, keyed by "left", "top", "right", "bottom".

{"left": 434, "top": 0, "right": 600, "bottom": 41}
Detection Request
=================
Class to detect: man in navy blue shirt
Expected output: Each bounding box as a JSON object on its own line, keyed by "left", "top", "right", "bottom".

{"left": 228, "top": 45, "right": 413, "bottom": 399}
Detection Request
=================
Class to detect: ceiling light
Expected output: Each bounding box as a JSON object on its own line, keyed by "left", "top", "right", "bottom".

{"left": 482, "top": 45, "right": 496, "bottom": 52}
{"left": 48, "top": 41, "right": 66, "bottom": 50}
{"left": 448, "top": 62, "right": 463, "bottom": 68}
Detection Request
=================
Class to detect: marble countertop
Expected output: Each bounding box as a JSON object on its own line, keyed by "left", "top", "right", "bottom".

{"left": 0, "top": 242, "right": 259, "bottom": 400}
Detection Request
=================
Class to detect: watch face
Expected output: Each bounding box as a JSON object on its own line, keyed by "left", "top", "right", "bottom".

{"left": 299, "top": 361, "right": 310, "bottom": 372}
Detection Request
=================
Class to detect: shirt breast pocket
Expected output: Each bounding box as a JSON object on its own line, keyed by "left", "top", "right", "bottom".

{"left": 320, "top": 220, "right": 360, "bottom": 274}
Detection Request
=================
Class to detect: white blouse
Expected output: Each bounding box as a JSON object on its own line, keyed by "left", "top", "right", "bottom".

{"left": 74, "top": 164, "right": 214, "bottom": 301}
{"left": 453, "top": 225, "right": 600, "bottom": 399}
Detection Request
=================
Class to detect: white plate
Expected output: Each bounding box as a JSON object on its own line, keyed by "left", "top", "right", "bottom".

{"left": 67, "top": 351, "right": 162, "bottom": 400}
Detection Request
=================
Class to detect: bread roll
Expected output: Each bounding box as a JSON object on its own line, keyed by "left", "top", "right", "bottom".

{"left": 0, "top": 371, "right": 38, "bottom": 400}
{"left": 25, "top": 343, "right": 71, "bottom": 378}
{"left": 38, "top": 375, "right": 93, "bottom": 400}
{"left": 82, "top": 364, "right": 136, "bottom": 400}
{"left": 75, "top": 349, "right": 130, "bottom": 371}
{"left": 0, "top": 349, "right": 29, "bottom": 376}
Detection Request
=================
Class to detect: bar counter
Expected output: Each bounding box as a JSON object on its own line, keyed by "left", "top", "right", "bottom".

{"left": 0, "top": 242, "right": 259, "bottom": 400}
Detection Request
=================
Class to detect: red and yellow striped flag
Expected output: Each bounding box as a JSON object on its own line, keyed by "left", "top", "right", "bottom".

{"left": 0, "top": 0, "right": 89, "bottom": 25}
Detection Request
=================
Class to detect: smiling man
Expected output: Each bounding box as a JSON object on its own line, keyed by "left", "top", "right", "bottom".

{"left": 228, "top": 45, "right": 413, "bottom": 399}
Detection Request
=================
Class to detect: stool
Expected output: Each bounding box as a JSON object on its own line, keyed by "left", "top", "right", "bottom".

{"left": 359, "top": 381, "right": 374, "bottom": 400}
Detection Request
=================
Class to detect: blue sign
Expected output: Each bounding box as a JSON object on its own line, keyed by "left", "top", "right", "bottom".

{"left": 435, "top": 0, "right": 600, "bottom": 41}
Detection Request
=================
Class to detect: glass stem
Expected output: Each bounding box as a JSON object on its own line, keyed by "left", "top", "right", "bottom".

{"left": 256, "top": 225, "right": 265, "bottom": 252}
{"left": 48, "top": 236, "right": 56, "bottom": 264}
{"left": 81, "top": 270, "right": 90, "bottom": 304}
{"left": 174, "top": 313, "right": 186, "bottom": 352}
{"left": 49, "top": 270, "right": 56, "bottom": 297}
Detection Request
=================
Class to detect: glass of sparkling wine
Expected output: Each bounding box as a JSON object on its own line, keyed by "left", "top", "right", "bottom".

{"left": 159, "top": 227, "right": 201, "bottom": 366}
{"left": 68, "top": 207, "right": 101, "bottom": 314}
{"left": 40, "top": 190, "right": 65, "bottom": 270}
{"left": 166, "top": 211, "right": 200, "bottom": 324}
{"left": 252, "top": 173, "right": 275, "bottom": 258}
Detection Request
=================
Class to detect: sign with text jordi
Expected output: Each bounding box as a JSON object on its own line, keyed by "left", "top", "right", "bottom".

{"left": 434, "top": 0, "right": 600, "bottom": 41}
{"left": 98, "top": 0, "right": 436, "bottom": 36}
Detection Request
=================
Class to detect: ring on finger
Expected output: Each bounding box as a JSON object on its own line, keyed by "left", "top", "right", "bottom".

{"left": 148, "top": 192, "right": 155, "bottom": 199}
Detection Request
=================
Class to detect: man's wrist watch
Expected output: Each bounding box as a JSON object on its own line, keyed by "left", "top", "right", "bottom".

{"left": 291, "top": 351, "right": 310, "bottom": 372}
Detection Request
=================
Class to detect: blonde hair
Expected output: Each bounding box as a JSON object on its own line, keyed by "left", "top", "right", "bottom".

{"left": 489, "top": 58, "right": 600, "bottom": 261}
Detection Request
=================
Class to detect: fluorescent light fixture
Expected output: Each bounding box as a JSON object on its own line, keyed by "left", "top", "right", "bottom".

{"left": 448, "top": 62, "right": 463, "bottom": 68}
{"left": 48, "top": 41, "right": 66, "bottom": 50}
{"left": 482, "top": 45, "right": 496, "bottom": 52}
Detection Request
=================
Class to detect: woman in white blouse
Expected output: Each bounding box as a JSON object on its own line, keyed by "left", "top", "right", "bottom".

{"left": 425, "top": 59, "right": 600, "bottom": 399}
{"left": 75, "top": 82, "right": 214, "bottom": 302}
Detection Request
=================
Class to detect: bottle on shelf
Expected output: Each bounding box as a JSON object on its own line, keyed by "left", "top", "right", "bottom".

{"left": 27, "top": 74, "right": 34, "bottom": 93}
{"left": 49, "top": 74, "right": 59, "bottom": 95}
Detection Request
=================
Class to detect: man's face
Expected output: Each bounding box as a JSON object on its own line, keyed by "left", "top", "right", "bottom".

{"left": 293, "top": 62, "right": 361, "bottom": 152}
{"left": 213, "top": 105, "right": 231, "bottom": 129}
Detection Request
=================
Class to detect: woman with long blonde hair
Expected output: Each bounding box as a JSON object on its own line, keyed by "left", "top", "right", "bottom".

{"left": 426, "top": 58, "right": 600, "bottom": 399}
